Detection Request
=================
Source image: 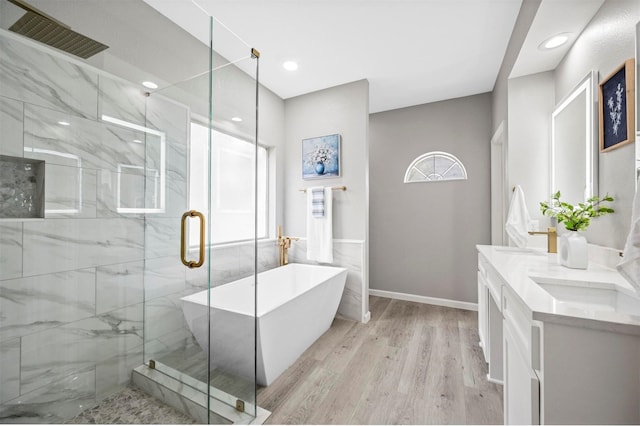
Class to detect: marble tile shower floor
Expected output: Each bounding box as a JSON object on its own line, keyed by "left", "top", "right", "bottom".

{"left": 65, "top": 385, "right": 198, "bottom": 424}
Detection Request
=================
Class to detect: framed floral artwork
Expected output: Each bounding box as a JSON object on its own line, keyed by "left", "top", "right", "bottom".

{"left": 302, "top": 134, "right": 341, "bottom": 179}
{"left": 599, "top": 59, "right": 636, "bottom": 152}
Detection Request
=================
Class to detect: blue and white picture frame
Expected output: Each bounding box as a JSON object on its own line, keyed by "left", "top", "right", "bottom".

{"left": 599, "top": 59, "right": 636, "bottom": 152}
{"left": 302, "top": 134, "right": 341, "bottom": 179}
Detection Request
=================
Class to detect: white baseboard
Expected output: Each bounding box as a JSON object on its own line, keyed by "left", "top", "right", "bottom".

{"left": 369, "top": 289, "right": 478, "bottom": 312}
{"left": 486, "top": 374, "right": 504, "bottom": 386}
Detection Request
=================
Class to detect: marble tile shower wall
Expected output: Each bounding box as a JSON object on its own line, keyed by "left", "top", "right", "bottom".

{"left": 0, "top": 32, "right": 277, "bottom": 422}
{"left": 0, "top": 34, "right": 151, "bottom": 422}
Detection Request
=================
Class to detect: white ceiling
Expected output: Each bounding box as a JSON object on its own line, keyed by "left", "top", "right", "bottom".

{"left": 145, "top": 0, "right": 523, "bottom": 113}
{"left": 510, "top": 0, "right": 604, "bottom": 79}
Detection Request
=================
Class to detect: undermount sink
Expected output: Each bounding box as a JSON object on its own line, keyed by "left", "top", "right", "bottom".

{"left": 529, "top": 276, "right": 640, "bottom": 316}
{"left": 494, "top": 246, "right": 545, "bottom": 255}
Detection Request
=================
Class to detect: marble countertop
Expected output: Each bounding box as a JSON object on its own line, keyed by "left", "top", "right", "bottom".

{"left": 477, "top": 245, "right": 640, "bottom": 334}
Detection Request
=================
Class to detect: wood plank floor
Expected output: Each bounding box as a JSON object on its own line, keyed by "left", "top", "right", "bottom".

{"left": 257, "top": 296, "right": 503, "bottom": 425}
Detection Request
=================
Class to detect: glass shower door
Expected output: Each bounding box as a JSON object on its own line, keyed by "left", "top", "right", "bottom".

{"left": 139, "top": 12, "right": 260, "bottom": 424}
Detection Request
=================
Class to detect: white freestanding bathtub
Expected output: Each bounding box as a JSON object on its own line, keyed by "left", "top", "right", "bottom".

{"left": 180, "top": 263, "right": 348, "bottom": 386}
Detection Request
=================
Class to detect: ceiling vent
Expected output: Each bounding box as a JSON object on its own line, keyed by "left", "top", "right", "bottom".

{"left": 8, "top": 0, "right": 108, "bottom": 59}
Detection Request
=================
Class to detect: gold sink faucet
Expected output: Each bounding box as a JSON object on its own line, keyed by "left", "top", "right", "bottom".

{"left": 277, "top": 225, "right": 299, "bottom": 266}
{"left": 528, "top": 227, "right": 557, "bottom": 253}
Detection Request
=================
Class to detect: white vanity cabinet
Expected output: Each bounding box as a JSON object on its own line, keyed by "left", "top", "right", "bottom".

{"left": 477, "top": 245, "right": 640, "bottom": 425}
{"left": 503, "top": 283, "right": 640, "bottom": 424}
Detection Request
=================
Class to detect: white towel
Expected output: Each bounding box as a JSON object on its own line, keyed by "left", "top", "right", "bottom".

{"left": 311, "top": 187, "right": 325, "bottom": 217}
{"left": 307, "top": 187, "right": 333, "bottom": 263}
{"left": 505, "top": 185, "right": 532, "bottom": 248}
{"left": 617, "top": 178, "right": 640, "bottom": 295}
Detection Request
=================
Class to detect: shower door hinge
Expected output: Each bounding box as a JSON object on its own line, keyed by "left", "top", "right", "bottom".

{"left": 148, "top": 360, "right": 156, "bottom": 369}
{"left": 251, "top": 48, "right": 260, "bottom": 59}
{"left": 235, "top": 399, "right": 245, "bottom": 413}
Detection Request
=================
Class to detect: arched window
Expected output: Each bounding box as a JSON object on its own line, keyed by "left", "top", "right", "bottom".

{"left": 404, "top": 151, "right": 467, "bottom": 183}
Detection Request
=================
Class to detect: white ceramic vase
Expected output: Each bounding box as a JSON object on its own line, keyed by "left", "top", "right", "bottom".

{"left": 558, "top": 230, "right": 588, "bottom": 269}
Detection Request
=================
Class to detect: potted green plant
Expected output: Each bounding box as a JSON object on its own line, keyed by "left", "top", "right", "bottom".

{"left": 540, "top": 191, "right": 614, "bottom": 269}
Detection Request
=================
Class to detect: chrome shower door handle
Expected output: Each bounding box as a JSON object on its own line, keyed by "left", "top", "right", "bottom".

{"left": 180, "top": 210, "right": 205, "bottom": 268}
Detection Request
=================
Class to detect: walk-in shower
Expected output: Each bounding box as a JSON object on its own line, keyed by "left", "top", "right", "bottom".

{"left": 0, "top": 0, "right": 266, "bottom": 423}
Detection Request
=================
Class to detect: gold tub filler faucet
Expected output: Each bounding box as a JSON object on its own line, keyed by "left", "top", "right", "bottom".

{"left": 278, "top": 225, "right": 299, "bottom": 266}
{"left": 528, "top": 227, "right": 557, "bottom": 253}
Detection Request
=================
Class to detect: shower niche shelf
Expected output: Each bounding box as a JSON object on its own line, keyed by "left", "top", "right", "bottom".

{"left": 0, "top": 155, "right": 45, "bottom": 219}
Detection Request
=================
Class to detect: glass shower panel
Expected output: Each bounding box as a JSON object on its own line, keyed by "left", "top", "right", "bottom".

{"left": 140, "top": 12, "right": 260, "bottom": 423}
{"left": 208, "top": 16, "right": 260, "bottom": 418}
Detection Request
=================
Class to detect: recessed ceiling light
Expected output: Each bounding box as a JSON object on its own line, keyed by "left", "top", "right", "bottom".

{"left": 142, "top": 81, "right": 158, "bottom": 89}
{"left": 58, "top": 121, "right": 70, "bottom": 126}
{"left": 283, "top": 61, "right": 298, "bottom": 71}
{"left": 540, "top": 33, "right": 570, "bottom": 50}
{"left": 231, "top": 117, "right": 243, "bottom": 122}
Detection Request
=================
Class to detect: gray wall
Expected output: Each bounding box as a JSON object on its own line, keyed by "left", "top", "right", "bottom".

{"left": 494, "top": 0, "right": 640, "bottom": 251}
{"left": 490, "top": 0, "right": 541, "bottom": 245}
{"left": 553, "top": 0, "right": 640, "bottom": 249}
{"left": 507, "top": 72, "right": 555, "bottom": 230}
{"left": 369, "top": 93, "right": 492, "bottom": 303}
{"left": 283, "top": 79, "right": 369, "bottom": 241}
{"left": 491, "top": 0, "right": 541, "bottom": 134}
{"left": 283, "top": 79, "right": 370, "bottom": 319}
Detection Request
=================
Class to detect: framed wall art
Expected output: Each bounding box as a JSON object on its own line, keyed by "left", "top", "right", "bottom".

{"left": 302, "top": 134, "right": 340, "bottom": 179}
{"left": 599, "top": 59, "right": 636, "bottom": 152}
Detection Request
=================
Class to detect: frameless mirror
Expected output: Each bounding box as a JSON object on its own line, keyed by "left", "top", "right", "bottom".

{"left": 551, "top": 71, "right": 598, "bottom": 205}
